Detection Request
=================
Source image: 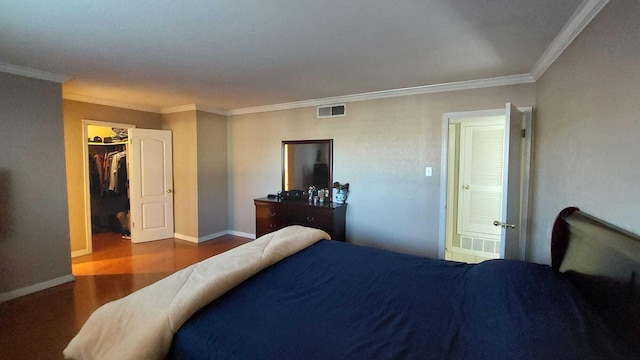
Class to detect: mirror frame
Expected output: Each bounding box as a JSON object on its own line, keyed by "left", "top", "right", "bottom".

{"left": 282, "top": 139, "right": 333, "bottom": 196}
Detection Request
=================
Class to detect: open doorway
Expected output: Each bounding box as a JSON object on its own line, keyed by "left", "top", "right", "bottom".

{"left": 81, "top": 120, "right": 135, "bottom": 255}
{"left": 444, "top": 115, "right": 505, "bottom": 263}
{"left": 439, "top": 104, "right": 533, "bottom": 263}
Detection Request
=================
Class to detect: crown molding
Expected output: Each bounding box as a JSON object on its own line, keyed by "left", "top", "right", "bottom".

{"left": 63, "top": 92, "right": 163, "bottom": 113}
{"left": 63, "top": 74, "right": 534, "bottom": 117}
{"left": 0, "top": 62, "right": 71, "bottom": 83}
{"left": 160, "top": 104, "right": 197, "bottom": 114}
{"left": 61, "top": 95, "right": 230, "bottom": 116}
{"left": 530, "top": 0, "right": 609, "bottom": 80}
{"left": 228, "top": 74, "right": 535, "bottom": 116}
{"left": 63, "top": 73, "right": 534, "bottom": 118}
{"left": 194, "top": 104, "right": 229, "bottom": 116}
{"left": 160, "top": 104, "right": 229, "bottom": 116}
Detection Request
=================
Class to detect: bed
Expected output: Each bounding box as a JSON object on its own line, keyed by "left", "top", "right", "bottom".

{"left": 64, "top": 207, "right": 640, "bottom": 359}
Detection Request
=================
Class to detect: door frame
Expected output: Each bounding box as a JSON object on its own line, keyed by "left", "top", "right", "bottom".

{"left": 77, "top": 119, "right": 135, "bottom": 257}
{"left": 438, "top": 106, "right": 533, "bottom": 260}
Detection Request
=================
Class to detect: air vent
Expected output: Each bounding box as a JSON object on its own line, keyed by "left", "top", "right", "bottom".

{"left": 460, "top": 236, "right": 500, "bottom": 255}
{"left": 317, "top": 104, "right": 346, "bottom": 118}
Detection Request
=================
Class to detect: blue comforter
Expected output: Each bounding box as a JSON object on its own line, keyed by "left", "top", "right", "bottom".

{"left": 168, "top": 240, "right": 636, "bottom": 359}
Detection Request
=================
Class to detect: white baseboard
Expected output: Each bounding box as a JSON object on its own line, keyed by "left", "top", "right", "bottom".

{"left": 71, "top": 249, "right": 90, "bottom": 258}
{"left": 174, "top": 233, "right": 199, "bottom": 243}
{"left": 228, "top": 230, "right": 255, "bottom": 239}
{"left": 198, "top": 231, "right": 232, "bottom": 243}
{"left": 174, "top": 232, "right": 227, "bottom": 243}
{"left": 0, "top": 274, "right": 75, "bottom": 303}
{"left": 175, "top": 230, "right": 255, "bottom": 243}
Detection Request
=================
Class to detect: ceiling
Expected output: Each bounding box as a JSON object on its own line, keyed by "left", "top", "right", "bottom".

{"left": 0, "top": 0, "right": 603, "bottom": 114}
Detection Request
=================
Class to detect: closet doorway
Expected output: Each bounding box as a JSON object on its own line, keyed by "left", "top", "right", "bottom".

{"left": 82, "top": 120, "right": 134, "bottom": 255}
{"left": 439, "top": 103, "right": 532, "bottom": 263}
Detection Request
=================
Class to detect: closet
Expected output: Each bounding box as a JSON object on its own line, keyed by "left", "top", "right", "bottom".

{"left": 87, "top": 126, "right": 130, "bottom": 238}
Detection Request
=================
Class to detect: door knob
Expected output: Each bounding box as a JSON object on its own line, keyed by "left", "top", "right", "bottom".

{"left": 493, "top": 220, "right": 516, "bottom": 229}
{"left": 463, "top": 185, "right": 470, "bottom": 190}
{"left": 167, "top": 189, "right": 173, "bottom": 193}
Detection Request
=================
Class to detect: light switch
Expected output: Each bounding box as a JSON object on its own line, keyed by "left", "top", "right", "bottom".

{"left": 425, "top": 166, "right": 433, "bottom": 177}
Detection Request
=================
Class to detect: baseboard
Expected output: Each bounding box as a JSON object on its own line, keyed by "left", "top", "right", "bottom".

{"left": 228, "top": 230, "right": 255, "bottom": 239}
{"left": 174, "top": 233, "right": 199, "bottom": 243}
{"left": 71, "top": 249, "right": 90, "bottom": 258}
{"left": 175, "top": 230, "right": 255, "bottom": 243}
{"left": 0, "top": 274, "right": 75, "bottom": 303}
{"left": 198, "top": 231, "right": 232, "bottom": 243}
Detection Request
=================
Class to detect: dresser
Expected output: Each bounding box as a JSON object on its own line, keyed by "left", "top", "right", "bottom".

{"left": 254, "top": 198, "right": 347, "bottom": 241}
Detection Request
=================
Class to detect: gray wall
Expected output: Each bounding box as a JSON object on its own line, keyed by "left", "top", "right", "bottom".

{"left": 530, "top": 0, "right": 640, "bottom": 264}
{"left": 163, "top": 111, "right": 199, "bottom": 238}
{"left": 162, "top": 110, "right": 229, "bottom": 240}
{"left": 0, "top": 73, "right": 71, "bottom": 295}
{"left": 229, "top": 84, "right": 535, "bottom": 257}
{"left": 197, "top": 111, "right": 229, "bottom": 236}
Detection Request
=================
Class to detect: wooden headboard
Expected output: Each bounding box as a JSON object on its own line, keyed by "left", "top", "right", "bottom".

{"left": 551, "top": 207, "right": 640, "bottom": 351}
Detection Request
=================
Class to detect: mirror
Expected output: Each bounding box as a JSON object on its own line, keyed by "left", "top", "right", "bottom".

{"left": 282, "top": 139, "right": 333, "bottom": 195}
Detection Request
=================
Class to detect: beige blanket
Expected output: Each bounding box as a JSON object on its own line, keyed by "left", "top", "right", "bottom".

{"left": 64, "top": 225, "right": 330, "bottom": 360}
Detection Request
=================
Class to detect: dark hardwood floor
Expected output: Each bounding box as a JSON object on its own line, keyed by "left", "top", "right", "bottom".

{"left": 0, "top": 232, "right": 251, "bottom": 360}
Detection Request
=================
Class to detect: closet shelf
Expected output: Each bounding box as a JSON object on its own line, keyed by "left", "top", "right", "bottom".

{"left": 89, "top": 141, "right": 127, "bottom": 146}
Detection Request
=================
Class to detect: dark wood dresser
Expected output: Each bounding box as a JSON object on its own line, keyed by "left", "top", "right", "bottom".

{"left": 254, "top": 198, "right": 347, "bottom": 241}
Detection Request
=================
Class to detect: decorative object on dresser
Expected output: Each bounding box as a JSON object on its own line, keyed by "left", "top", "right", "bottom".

{"left": 332, "top": 181, "right": 349, "bottom": 204}
{"left": 254, "top": 197, "right": 347, "bottom": 241}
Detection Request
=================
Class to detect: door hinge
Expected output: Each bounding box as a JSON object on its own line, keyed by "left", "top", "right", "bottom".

{"left": 521, "top": 129, "right": 526, "bottom": 138}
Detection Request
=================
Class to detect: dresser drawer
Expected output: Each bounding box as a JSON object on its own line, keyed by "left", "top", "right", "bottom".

{"left": 254, "top": 198, "right": 347, "bottom": 241}
{"left": 255, "top": 204, "right": 291, "bottom": 237}
{"left": 256, "top": 206, "right": 284, "bottom": 219}
{"left": 256, "top": 218, "right": 287, "bottom": 237}
{"left": 292, "top": 208, "right": 334, "bottom": 233}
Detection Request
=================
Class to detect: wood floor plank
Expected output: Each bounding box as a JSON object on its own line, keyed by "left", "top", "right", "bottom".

{"left": 0, "top": 233, "right": 251, "bottom": 360}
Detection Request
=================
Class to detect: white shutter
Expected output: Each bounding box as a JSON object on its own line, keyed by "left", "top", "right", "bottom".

{"left": 458, "top": 124, "right": 504, "bottom": 238}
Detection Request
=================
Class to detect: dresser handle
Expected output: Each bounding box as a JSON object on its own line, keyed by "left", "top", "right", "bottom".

{"left": 269, "top": 212, "right": 277, "bottom": 217}
{"left": 269, "top": 224, "right": 277, "bottom": 229}
{"left": 306, "top": 216, "right": 315, "bottom": 222}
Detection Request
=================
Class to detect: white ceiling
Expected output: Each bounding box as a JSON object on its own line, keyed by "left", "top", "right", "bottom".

{"left": 0, "top": 0, "right": 603, "bottom": 114}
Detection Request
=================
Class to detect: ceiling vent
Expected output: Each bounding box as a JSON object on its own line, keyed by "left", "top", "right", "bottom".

{"left": 317, "top": 104, "right": 346, "bottom": 118}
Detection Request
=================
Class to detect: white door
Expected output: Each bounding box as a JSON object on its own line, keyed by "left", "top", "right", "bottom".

{"left": 458, "top": 123, "right": 504, "bottom": 238}
{"left": 129, "top": 128, "right": 174, "bottom": 243}
{"left": 496, "top": 103, "right": 524, "bottom": 259}
{"left": 453, "top": 121, "right": 504, "bottom": 261}
{"left": 440, "top": 103, "right": 529, "bottom": 262}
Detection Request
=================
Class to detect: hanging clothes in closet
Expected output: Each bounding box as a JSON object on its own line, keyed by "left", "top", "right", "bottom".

{"left": 89, "top": 147, "right": 128, "bottom": 197}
